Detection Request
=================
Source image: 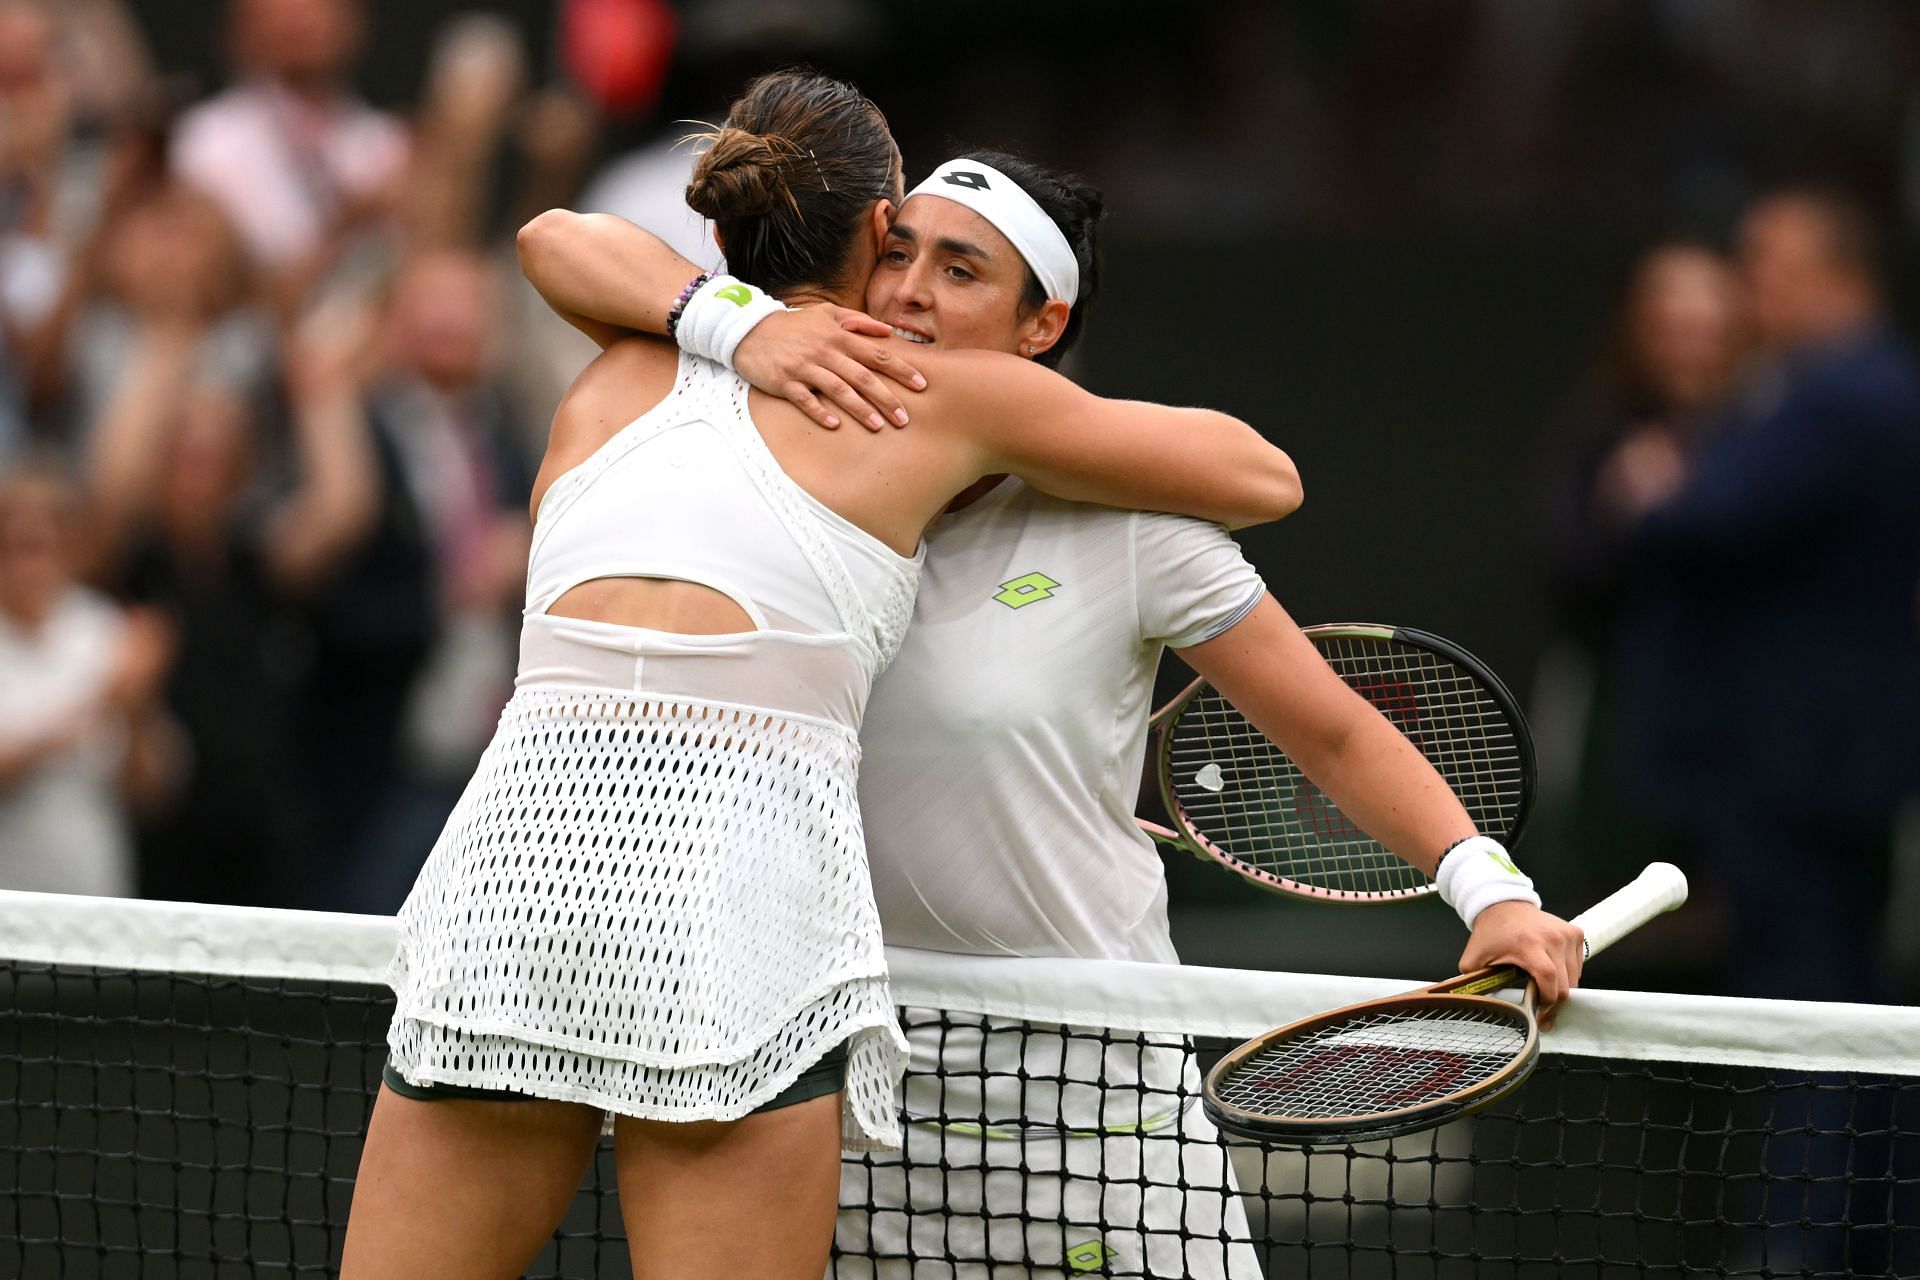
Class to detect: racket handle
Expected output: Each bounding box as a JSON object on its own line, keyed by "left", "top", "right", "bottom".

{"left": 1569, "top": 862, "right": 1688, "bottom": 960}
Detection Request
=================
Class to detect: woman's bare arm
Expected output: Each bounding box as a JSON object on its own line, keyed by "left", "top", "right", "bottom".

{"left": 515, "top": 210, "right": 924, "bottom": 430}
{"left": 518, "top": 213, "right": 1304, "bottom": 526}
{"left": 83, "top": 323, "right": 200, "bottom": 566}
{"left": 924, "top": 349, "right": 1302, "bottom": 529}
{"left": 260, "top": 331, "right": 382, "bottom": 596}
{"left": 516, "top": 210, "right": 694, "bottom": 346}
{"left": 1179, "top": 595, "right": 1586, "bottom": 1011}
{"left": 1185, "top": 597, "right": 1476, "bottom": 871}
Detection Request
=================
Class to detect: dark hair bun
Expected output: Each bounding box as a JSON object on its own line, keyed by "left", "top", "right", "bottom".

{"left": 686, "top": 127, "right": 794, "bottom": 220}
{"left": 683, "top": 69, "right": 896, "bottom": 296}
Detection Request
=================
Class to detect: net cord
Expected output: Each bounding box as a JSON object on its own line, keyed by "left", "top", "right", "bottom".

{"left": 2, "top": 889, "right": 1915, "bottom": 1077}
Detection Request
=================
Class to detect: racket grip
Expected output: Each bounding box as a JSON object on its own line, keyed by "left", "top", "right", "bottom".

{"left": 1569, "top": 862, "right": 1688, "bottom": 960}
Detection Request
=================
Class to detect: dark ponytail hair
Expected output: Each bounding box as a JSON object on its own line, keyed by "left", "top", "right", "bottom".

{"left": 957, "top": 148, "right": 1105, "bottom": 368}
{"left": 685, "top": 69, "right": 900, "bottom": 297}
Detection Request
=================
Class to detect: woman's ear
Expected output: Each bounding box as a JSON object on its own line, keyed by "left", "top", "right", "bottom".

{"left": 711, "top": 225, "right": 727, "bottom": 257}
{"left": 869, "top": 199, "right": 895, "bottom": 255}
{"left": 1019, "top": 299, "right": 1072, "bottom": 359}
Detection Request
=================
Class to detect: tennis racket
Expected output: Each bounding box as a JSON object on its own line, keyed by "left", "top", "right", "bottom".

{"left": 1202, "top": 861, "right": 1688, "bottom": 1147}
{"left": 1140, "top": 623, "right": 1534, "bottom": 903}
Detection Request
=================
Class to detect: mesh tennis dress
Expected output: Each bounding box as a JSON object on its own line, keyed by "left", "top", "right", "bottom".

{"left": 387, "top": 350, "right": 923, "bottom": 1150}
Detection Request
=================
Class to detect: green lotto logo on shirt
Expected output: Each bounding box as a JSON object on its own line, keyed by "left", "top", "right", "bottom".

{"left": 994, "top": 571, "right": 1060, "bottom": 609}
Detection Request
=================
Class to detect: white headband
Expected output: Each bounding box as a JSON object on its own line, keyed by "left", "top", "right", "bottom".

{"left": 905, "top": 158, "right": 1079, "bottom": 304}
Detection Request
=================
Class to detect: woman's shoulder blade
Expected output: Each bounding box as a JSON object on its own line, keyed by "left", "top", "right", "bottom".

{"left": 533, "top": 337, "right": 683, "bottom": 516}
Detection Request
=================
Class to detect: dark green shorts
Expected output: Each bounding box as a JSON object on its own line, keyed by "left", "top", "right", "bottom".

{"left": 381, "top": 1040, "right": 849, "bottom": 1115}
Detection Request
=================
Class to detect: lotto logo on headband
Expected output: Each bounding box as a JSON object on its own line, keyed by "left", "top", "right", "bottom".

{"left": 908, "top": 157, "right": 1080, "bottom": 303}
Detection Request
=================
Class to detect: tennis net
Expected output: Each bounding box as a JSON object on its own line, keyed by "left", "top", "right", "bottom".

{"left": 4, "top": 889, "right": 1917, "bottom": 1278}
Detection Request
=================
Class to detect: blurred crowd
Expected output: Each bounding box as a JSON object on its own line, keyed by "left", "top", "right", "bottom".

{"left": 2, "top": 0, "right": 1918, "bottom": 1009}
{"left": 0, "top": 0, "right": 619, "bottom": 912}
{"left": 1540, "top": 189, "right": 1920, "bottom": 1002}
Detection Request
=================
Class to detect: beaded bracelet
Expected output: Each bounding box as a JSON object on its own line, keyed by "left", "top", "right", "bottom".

{"left": 666, "top": 271, "right": 713, "bottom": 337}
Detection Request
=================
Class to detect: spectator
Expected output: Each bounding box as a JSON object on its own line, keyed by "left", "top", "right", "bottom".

{"left": 0, "top": 1, "right": 63, "bottom": 458}
{"left": 571, "top": 0, "right": 718, "bottom": 277}
{"left": 61, "top": 181, "right": 274, "bottom": 451}
{"left": 1551, "top": 244, "right": 1749, "bottom": 622}
{"left": 0, "top": 0, "right": 165, "bottom": 440}
{"left": 1534, "top": 242, "right": 1748, "bottom": 904}
{"left": 0, "top": 460, "right": 170, "bottom": 896}
{"left": 0, "top": 335, "right": 22, "bottom": 463}
{"left": 407, "top": 12, "right": 601, "bottom": 434}
{"left": 86, "top": 317, "right": 382, "bottom": 907}
{"left": 300, "top": 249, "right": 532, "bottom": 913}
{"left": 40, "top": 0, "right": 157, "bottom": 130}
{"left": 1611, "top": 190, "right": 1920, "bottom": 1003}
{"left": 170, "top": 0, "right": 407, "bottom": 316}
{"left": 401, "top": 14, "right": 527, "bottom": 254}
{"left": 0, "top": 1, "right": 83, "bottom": 453}
{"left": 404, "top": 14, "right": 596, "bottom": 253}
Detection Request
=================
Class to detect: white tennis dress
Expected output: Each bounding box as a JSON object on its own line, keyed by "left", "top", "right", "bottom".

{"left": 387, "top": 350, "right": 922, "bottom": 1150}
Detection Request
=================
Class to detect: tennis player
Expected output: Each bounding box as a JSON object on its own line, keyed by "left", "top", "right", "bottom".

{"left": 342, "top": 72, "right": 1302, "bottom": 1280}
{"left": 520, "top": 152, "right": 1583, "bottom": 1278}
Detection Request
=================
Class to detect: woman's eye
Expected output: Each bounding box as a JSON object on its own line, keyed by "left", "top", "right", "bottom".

{"left": 883, "top": 248, "right": 909, "bottom": 263}
{"left": 946, "top": 265, "right": 974, "bottom": 282}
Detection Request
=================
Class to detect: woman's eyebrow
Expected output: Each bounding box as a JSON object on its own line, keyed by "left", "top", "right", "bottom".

{"left": 936, "top": 236, "right": 992, "bottom": 260}
{"left": 889, "top": 223, "right": 992, "bottom": 261}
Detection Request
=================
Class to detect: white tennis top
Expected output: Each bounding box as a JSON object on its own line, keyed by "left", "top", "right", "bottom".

{"left": 389, "top": 351, "right": 923, "bottom": 1149}
{"left": 857, "top": 478, "right": 1265, "bottom": 965}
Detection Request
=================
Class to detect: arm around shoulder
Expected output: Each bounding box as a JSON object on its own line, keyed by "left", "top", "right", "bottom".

{"left": 929, "top": 353, "right": 1301, "bottom": 529}
{"left": 516, "top": 210, "right": 703, "bottom": 348}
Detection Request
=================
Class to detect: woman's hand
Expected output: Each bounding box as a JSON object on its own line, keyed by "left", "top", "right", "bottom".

{"left": 1459, "top": 901, "right": 1586, "bottom": 1028}
{"left": 103, "top": 608, "right": 175, "bottom": 711}
{"left": 731, "top": 306, "right": 927, "bottom": 432}
{"left": 1594, "top": 424, "right": 1688, "bottom": 523}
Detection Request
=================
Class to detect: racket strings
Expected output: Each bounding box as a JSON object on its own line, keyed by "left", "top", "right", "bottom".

{"left": 1165, "top": 636, "right": 1526, "bottom": 896}
{"left": 1212, "top": 1003, "right": 1528, "bottom": 1120}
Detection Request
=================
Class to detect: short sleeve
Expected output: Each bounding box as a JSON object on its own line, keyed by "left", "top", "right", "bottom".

{"left": 1131, "top": 513, "right": 1266, "bottom": 648}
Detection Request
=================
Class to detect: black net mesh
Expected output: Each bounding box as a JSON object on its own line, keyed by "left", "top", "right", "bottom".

{"left": 7, "top": 957, "right": 1917, "bottom": 1279}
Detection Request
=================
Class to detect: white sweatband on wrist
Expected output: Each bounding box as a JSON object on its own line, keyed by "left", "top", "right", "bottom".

{"left": 1434, "top": 835, "right": 1540, "bottom": 929}
{"left": 673, "top": 274, "right": 787, "bottom": 370}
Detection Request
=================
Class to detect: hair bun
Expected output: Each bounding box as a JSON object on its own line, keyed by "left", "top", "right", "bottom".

{"left": 686, "top": 126, "right": 793, "bottom": 220}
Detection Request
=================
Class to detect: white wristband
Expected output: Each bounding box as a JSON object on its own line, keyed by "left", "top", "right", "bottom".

{"left": 1434, "top": 835, "right": 1540, "bottom": 929}
{"left": 674, "top": 274, "right": 786, "bottom": 370}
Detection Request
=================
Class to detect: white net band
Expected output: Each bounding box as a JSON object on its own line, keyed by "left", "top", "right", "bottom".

{"left": 3, "top": 889, "right": 1914, "bottom": 1078}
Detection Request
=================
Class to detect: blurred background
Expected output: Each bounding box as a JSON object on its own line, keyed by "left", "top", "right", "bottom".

{"left": 3, "top": 0, "right": 1917, "bottom": 1001}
